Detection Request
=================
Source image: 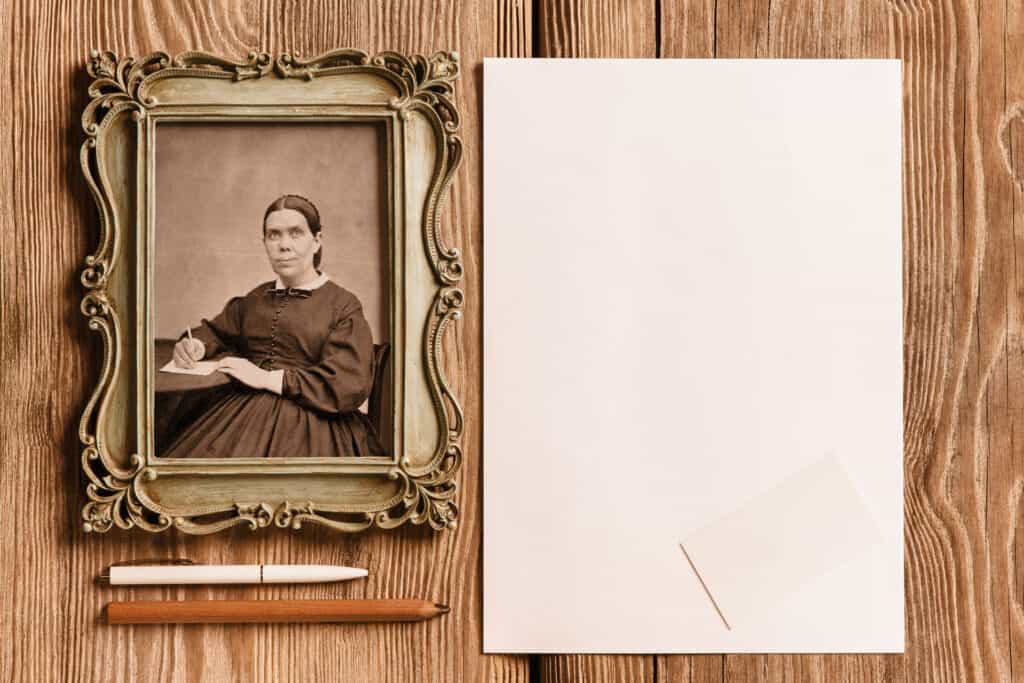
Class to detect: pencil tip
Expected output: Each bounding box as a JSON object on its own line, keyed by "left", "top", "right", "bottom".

{"left": 435, "top": 603, "right": 450, "bottom": 614}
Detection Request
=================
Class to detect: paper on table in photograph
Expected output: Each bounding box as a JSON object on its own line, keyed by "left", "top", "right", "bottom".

{"left": 483, "top": 59, "right": 903, "bottom": 653}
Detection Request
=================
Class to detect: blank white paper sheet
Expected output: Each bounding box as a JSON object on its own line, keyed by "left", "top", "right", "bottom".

{"left": 483, "top": 59, "right": 903, "bottom": 654}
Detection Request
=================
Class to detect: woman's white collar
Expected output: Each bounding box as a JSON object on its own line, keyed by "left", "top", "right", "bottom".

{"left": 274, "top": 272, "right": 330, "bottom": 290}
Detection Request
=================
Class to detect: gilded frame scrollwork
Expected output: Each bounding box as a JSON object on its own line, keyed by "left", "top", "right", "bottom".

{"left": 78, "top": 49, "right": 463, "bottom": 535}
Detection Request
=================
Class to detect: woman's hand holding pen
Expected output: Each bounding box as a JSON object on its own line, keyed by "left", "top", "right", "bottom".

{"left": 172, "top": 338, "right": 206, "bottom": 368}
{"left": 217, "top": 357, "right": 280, "bottom": 393}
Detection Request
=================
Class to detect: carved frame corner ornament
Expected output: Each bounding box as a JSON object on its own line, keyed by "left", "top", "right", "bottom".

{"left": 78, "top": 49, "right": 463, "bottom": 535}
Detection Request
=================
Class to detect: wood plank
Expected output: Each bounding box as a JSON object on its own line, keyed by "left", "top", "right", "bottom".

{"left": 656, "top": 9, "right": 733, "bottom": 682}
{"left": 538, "top": 0, "right": 656, "bottom": 58}
{"left": 0, "top": 0, "right": 18, "bottom": 678}
{"left": 539, "top": 655, "right": 655, "bottom": 682}
{"left": 891, "top": 2, "right": 969, "bottom": 680}
{"left": 534, "top": 1, "right": 655, "bottom": 681}
{"left": 655, "top": 4, "right": 752, "bottom": 677}
{"left": 1003, "top": 4, "right": 1024, "bottom": 681}
{"left": 0, "top": 1, "right": 528, "bottom": 681}
{"left": 710, "top": 0, "right": 771, "bottom": 58}
{"left": 944, "top": 0, "right": 1024, "bottom": 680}
{"left": 660, "top": 0, "right": 715, "bottom": 58}
{"left": 889, "top": 0, "right": 1021, "bottom": 679}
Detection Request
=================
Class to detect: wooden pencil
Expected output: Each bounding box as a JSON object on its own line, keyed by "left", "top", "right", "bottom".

{"left": 106, "top": 599, "right": 449, "bottom": 625}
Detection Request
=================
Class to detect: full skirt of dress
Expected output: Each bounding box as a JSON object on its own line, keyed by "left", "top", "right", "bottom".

{"left": 161, "top": 386, "right": 385, "bottom": 459}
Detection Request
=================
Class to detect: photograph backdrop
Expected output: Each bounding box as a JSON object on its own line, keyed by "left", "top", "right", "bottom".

{"left": 153, "top": 122, "right": 389, "bottom": 343}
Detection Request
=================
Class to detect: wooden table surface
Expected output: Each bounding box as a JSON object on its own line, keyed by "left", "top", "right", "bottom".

{"left": 0, "top": 1, "right": 1018, "bottom": 681}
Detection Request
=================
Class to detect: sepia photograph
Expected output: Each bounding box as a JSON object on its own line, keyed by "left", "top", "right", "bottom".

{"left": 151, "top": 121, "right": 393, "bottom": 459}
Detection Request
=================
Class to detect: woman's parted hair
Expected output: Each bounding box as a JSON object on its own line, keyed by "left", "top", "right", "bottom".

{"left": 263, "top": 194, "right": 323, "bottom": 268}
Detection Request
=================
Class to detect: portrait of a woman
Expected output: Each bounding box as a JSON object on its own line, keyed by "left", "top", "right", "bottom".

{"left": 160, "top": 193, "right": 386, "bottom": 459}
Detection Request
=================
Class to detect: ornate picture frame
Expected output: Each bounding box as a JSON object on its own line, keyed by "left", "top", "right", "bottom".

{"left": 78, "top": 49, "right": 463, "bottom": 535}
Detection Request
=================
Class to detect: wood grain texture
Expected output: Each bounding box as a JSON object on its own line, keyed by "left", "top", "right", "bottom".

{"left": 538, "top": 0, "right": 656, "bottom": 57}
{"left": 4, "top": 0, "right": 1022, "bottom": 681}
{"left": 891, "top": 0, "right": 1024, "bottom": 680}
{"left": 0, "top": 1, "right": 528, "bottom": 682}
{"left": 533, "top": 2, "right": 656, "bottom": 681}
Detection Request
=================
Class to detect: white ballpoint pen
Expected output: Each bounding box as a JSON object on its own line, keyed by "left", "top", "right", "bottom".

{"left": 100, "top": 559, "right": 368, "bottom": 585}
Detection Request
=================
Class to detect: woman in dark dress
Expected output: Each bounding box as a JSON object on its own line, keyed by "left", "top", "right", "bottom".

{"left": 162, "top": 194, "right": 385, "bottom": 459}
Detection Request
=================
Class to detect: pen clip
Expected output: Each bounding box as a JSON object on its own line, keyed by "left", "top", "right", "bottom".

{"left": 98, "top": 558, "right": 194, "bottom": 585}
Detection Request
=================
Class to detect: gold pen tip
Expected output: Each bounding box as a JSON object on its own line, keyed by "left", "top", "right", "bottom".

{"left": 435, "top": 603, "right": 450, "bottom": 614}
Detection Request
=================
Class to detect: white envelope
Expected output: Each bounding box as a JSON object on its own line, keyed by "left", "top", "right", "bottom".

{"left": 483, "top": 59, "right": 903, "bottom": 653}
